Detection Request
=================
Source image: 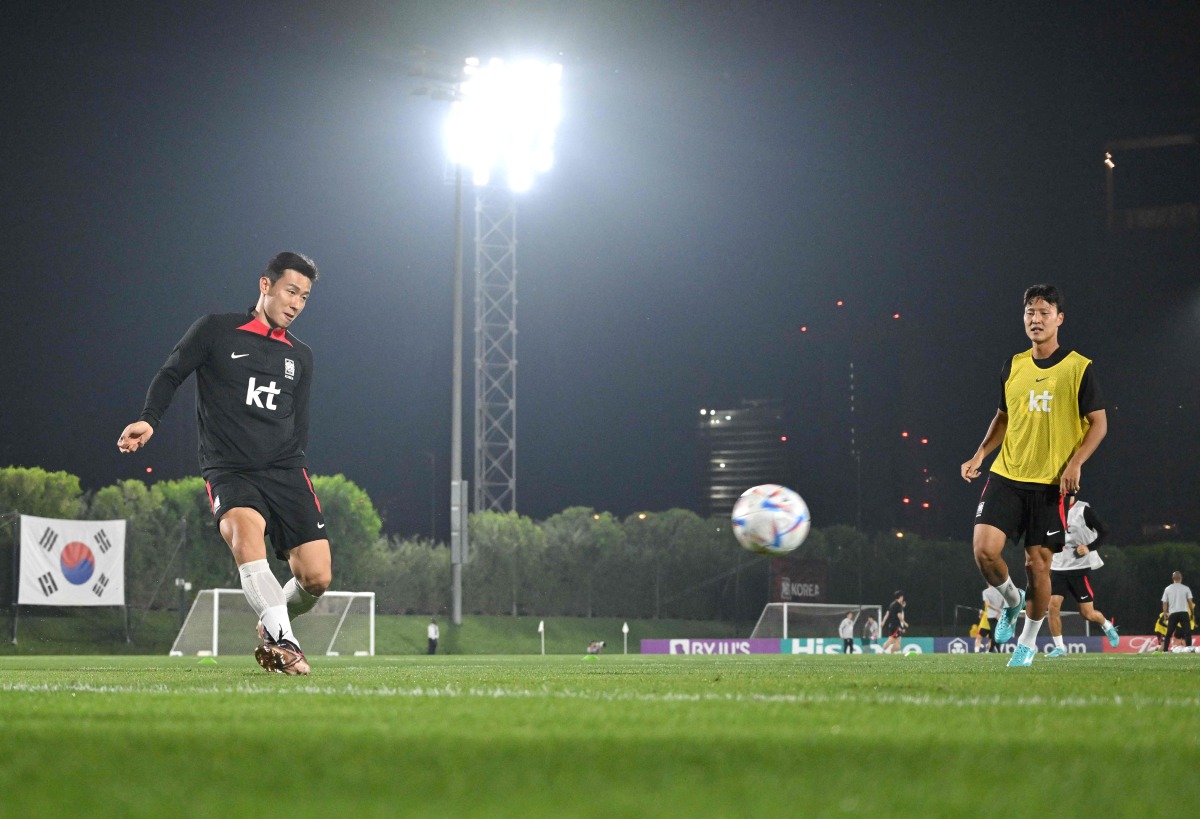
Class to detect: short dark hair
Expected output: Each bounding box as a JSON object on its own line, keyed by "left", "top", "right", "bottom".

{"left": 264, "top": 251, "right": 319, "bottom": 283}
{"left": 1023, "top": 284, "right": 1063, "bottom": 312}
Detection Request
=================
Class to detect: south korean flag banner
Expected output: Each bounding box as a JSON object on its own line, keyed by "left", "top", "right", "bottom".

{"left": 18, "top": 516, "right": 126, "bottom": 606}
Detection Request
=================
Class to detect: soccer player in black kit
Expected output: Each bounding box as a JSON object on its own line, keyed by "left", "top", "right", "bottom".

{"left": 118, "top": 252, "right": 330, "bottom": 675}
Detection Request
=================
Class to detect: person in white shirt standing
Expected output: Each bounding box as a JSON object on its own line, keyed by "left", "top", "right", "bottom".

{"left": 1161, "top": 572, "right": 1195, "bottom": 652}
{"left": 862, "top": 616, "right": 879, "bottom": 653}
{"left": 839, "top": 612, "right": 856, "bottom": 655}
{"left": 427, "top": 617, "right": 440, "bottom": 655}
{"left": 1046, "top": 496, "right": 1119, "bottom": 657}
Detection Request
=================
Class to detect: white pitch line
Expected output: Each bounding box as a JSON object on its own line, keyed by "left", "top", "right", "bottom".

{"left": 1, "top": 681, "right": 1199, "bottom": 709}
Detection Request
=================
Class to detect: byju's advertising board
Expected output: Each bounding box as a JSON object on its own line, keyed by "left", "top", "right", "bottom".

{"left": 641, "top": 636, "right": 1108, "bottom": 654}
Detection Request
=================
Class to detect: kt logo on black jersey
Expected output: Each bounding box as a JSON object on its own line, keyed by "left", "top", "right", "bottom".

{"left": 246, "top": 377, "right": 281, "bottom": 410}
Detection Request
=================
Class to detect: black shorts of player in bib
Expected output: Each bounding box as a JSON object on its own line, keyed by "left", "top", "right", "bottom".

{"left": 974, "top": 475, "right": 1067, "bottom": 549}
{"left": 1051, "top": 569, "right": 1094, "bottom": 603}
{"left": 205, "top": 467, "right": 326, "bottom": 560}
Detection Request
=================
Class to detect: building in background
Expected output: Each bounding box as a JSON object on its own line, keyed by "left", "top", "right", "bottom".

{"left": 697, "top": 399, "right": 792, "bottom": 518}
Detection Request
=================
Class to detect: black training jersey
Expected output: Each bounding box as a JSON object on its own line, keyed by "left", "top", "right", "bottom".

{"left": 139, "top": 311, "right": 314, "bottom": 471}
{"left": 883, "top": 600, "right": 904, "bottom": 630}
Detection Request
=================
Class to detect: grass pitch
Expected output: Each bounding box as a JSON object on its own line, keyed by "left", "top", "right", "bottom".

{"left": 1, "top": 653, "right": 1197, "bottom": 818}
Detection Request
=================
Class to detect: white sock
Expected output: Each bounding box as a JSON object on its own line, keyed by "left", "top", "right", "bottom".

{"left": 1018, "top": 616, "right": 1044, "bottom": 649}
{"left": 1102, "top": 619, "right": 1114, "bottom": 632}
{"left": 994, "top": 578, "right": 1022, "bottom": 607}
{"left": 238, "top": 559, "right": 297, "bottom": 646}
{"left": 284, "top": 577, "right": 320, "bottom": 619}
{"left": 1053, "top": 635, "right": 1065, "bottom": 649}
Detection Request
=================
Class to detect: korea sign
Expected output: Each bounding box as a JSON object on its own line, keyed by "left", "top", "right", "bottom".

{"left": 19, "top": 515, "right": 126, "bottom": 606}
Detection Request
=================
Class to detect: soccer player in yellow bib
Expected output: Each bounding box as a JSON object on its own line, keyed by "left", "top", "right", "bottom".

{"left": 960, "top": 285, "right": 1107, "bottom": 667}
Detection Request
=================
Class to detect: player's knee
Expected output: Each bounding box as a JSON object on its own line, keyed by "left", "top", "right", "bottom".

{"left": 971, "top": 529, "right": 1003, "bottom": 564}
{"left": 301, "top": 569, "right": 331, "bottom": 597}
{"left": 971, "top": 539, "right": 995, "bottom": 566}
{"left": 218, "top": 510, "right": 268, "bottom": 562}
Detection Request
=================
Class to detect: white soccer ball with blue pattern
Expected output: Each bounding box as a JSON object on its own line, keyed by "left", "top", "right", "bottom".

{"left": 731, "top": 484, "right": 811, "bottom": 556}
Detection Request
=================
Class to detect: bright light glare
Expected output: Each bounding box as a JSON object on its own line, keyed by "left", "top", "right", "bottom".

{"left": 445, "top": 57, "right": 563, "bottom": 192}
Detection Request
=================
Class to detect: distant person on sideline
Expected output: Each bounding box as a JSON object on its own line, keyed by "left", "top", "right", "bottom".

{"left": 1046, "top": 495, "right": 1119, "bottom": 657}
{"left": 980, "top": 586, "right": 1004, "bottom": 652}
{"left": 839, "top": 611, "right": 856, "bottom": 655}
{"left": 428, "top": 617, "right": 440, "bottom": 655}
{"left": 117, "top": 252, "right": 329, "bottom": 676}
{"left": 1161, "top": 572, "right": 1195, "bottom": 652}
{"left": 862, "top": 615, "right": 879, "bottom": 653}
{"left": 961, "top": 284, "right": 1107, "bottom": 668}
{"left": 882, "top": 592, "right": 907, "bottom": 654}
{"left": 972, "top": 608, "right": 988, "bottom": 653}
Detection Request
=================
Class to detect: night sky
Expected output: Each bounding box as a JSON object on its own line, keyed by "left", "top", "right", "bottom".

{"left": 3, "top": 2, "right": 1197, "bottom": 541}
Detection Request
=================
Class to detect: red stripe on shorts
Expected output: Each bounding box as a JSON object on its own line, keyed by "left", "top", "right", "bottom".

{"left": 302, "top": 468, "right": 323, "bottom": 513}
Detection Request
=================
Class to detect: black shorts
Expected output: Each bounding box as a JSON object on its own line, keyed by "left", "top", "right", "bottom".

{"left": 1051, "top": 570, "right": 1094, "bottom": 603}
{"left": 974, "top": 475, "right": 1066, "bottom": 549}
{"left": 205, "top": 467, "right": 326, "bottom": 560}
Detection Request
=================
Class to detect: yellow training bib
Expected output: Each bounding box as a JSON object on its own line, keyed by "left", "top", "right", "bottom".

{"left": 991, "top": 349, "right": 1091, "bottom": 485}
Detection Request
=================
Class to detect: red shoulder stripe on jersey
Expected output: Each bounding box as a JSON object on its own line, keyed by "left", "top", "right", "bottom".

{"left": 236, "top": 318, "right": 294, "bottom": 347}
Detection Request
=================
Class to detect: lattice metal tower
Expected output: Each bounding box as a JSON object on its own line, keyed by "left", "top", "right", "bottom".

{"left": 473, "top": 186, "right": 518, "bottom": 512}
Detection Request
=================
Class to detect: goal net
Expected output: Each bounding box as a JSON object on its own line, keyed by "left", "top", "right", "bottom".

{"left": 1013, "top": 610, "right": 1093, "bottom": 636}
{"left": 169, "top": 589, "right": 375, "bottom": 656}
{"left": 750, "top": 602, "right": 883, "bottom": 640}
{"left": 957, "top": 605, "right": 1093, "bottom": 636}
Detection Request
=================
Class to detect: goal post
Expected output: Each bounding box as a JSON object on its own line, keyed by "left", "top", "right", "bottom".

{"left": 749, "top": 602, "right": 883, "bottom": 640}
{"left": 169, "top": 589, "right": 375, "bottom": 657}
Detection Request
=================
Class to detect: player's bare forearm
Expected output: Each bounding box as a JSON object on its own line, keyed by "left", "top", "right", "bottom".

{"left": 1061, "top": 410, "right": 1107, "bottom": 494}
{"left": 1069, "top": 410, "right": 1107, "bottom": 471}
{"left": 961, "top": 411, "right": 1006, "bottom": 482}
{"left": 976, "top": 411, "right": 1008, "bottom": 458}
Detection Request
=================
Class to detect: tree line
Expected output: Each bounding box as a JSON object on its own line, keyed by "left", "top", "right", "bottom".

{"left": 1, "top": 466, "right": 1196, "bottom": 632}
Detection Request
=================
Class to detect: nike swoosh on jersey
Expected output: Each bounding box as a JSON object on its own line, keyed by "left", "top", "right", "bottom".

{"left": 231, "top": 353, "right": 250, "bottom": 359}
{"left": 1035, "top": 377, "right": 1049, "bottom": 382}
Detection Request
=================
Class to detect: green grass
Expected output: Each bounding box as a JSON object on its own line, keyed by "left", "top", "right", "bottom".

{"left": 1, "top": 612, "right": 744, "bottom": 655}
{"left": 1, "top": 653, "right": 1197, "bottom": 817}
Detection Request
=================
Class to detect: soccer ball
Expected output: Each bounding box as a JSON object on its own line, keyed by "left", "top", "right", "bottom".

{"left": 731, "top": 484, "right": 811, "bottom": 556}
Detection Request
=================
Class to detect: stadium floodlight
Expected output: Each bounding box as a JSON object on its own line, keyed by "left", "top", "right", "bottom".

{"left": 445, "top": 57, "right": 563, "bottom": 192}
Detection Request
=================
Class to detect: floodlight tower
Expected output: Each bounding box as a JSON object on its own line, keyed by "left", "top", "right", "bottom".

{"left": 447, "top": 58, "right": 563, "bottom": 515}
